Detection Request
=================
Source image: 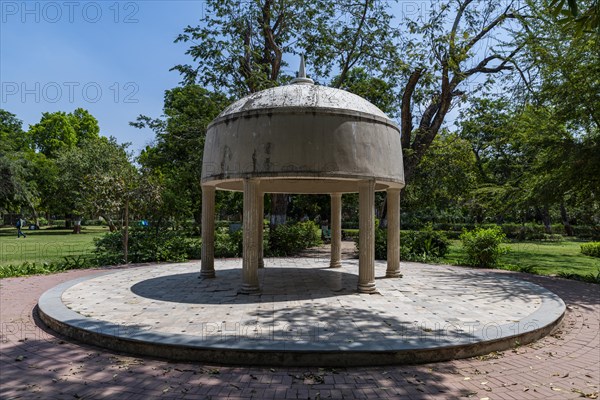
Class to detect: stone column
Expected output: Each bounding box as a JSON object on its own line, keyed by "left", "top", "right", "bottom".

{"left": 200, "top": 185, "right": 216, "bottom": 278}
{"left": 330, "top": 193, "right": 342, "bottom": 268}
{"left": 258, "top": 190, "right": 265, "bottom": 269}
{"left": 241, "top": 179, "right": 260, "bottom": 293}
{"left": 358, "top": 180, "right": 377, "bottom": 293}
{"left": 386, "top": 188, "right": 402, "bottom": 278}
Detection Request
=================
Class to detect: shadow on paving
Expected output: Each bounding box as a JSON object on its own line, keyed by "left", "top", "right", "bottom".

{"left": 0, "top": 308, "right": 478, "bottom": 399}
{"left": 3, "top": 264, "right": 595, "bottom": 399}
{"left": 130, "top": 267, "right": 360, "bottom": 304}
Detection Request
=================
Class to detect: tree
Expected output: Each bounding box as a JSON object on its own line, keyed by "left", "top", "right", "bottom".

{"left": 300, "top": 0, "right": 403, "bottom": 88}
{"left": 173, "top": 0, "right": 405, "bottom": 225}
{"left": 0, "top": 109, "right": 30, "bottom": 154}
{"left": 52, "top": 137, "right": 137, "bottom": 231}
{"left": 336, "top": 67, "right": 398, "bottom": 116}
{"left": 549, "top": 0, "right": 599, "bottom": 34}
{"left": 0, "top": 110, "right": 42, "bottom": 220}
{"left": 29, "top": 108, "right": 100, "bottom": 158}
{"left": 510, "top": 2, "right": 600, "bottom": 230}
{"left": 398, "top": 0, "right": 525, "bottom": 184}
{"left": 402, "top": 132, "right": 478, "bottom": 225}
{"left": 173, "top": 0, "right": 307, "bottom": 225}
{"left": 133, "top": 85, "right": 228, "bottom": 226}
{"left": 172, "top": 0, "right": 306, "bottom": 95}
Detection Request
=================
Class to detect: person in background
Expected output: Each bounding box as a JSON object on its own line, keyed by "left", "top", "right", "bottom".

{"left": 16, "top": 217, "right": 26, "bottom": 238}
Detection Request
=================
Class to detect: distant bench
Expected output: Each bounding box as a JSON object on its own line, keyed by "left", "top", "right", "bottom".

{"left": 321, "top": 225, "right": 331, "bottom": 243}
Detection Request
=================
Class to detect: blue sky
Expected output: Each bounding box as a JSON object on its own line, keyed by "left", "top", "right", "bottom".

{"left": 1, "top": 0, "right": 217, "bottom": 153}
{"left": 1, "top": 1, "right": 504, "bottom": 154}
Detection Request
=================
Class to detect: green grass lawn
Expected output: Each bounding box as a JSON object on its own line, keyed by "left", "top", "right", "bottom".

{"left": 444, "top": 238, "right": 600, "bottom": 276}
{"left": 0, "top": 226, "right": 108, "bottom": 267}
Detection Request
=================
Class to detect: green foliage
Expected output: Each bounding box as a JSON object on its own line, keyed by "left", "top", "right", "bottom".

{"left": 209, "top": 221, "right": 322, "bottom": 258}
{"left": 266, "top": 221, "right": 322, "bottom": 257}
{"left": 0, "top": 109, "right": 29, "bottom": 154}
{"left": 373, "top": 228, "right": 387, "bottom": 261}
{"left": 94, "top": 227, "right": 200, "bottom": 264}
{"left": 336, "top": 68, "right": 398, "bottom": 116}
{"left": 403, "top": 225, "right": 451, "bottom": 260}
{"left": 501, "top": 264, "right": 539, "bottom": 275}
{"left": 368, "top": 225, "right": 450, "bottom": 262}
{"left": 557, "top": 269, "right": 600, "bottom": 283}
{"left": 460, "top": 226, "right": 508, "bottom": 268}
{"left": 51, "top": 136, "right": 136, "bottom": 223}
{"left": 134, "top": 85, "right": 229, "bottom": 225}
{"left": 0, "top": 255, "right": 97, "bottom": 279}
{"left": 342, "top": 229, "right": 359, "bottom": 241}
{"left": 403, "top": 132, "right": 478, "bottom": 220}
{"left": 214, "top": 228, "right": 243, "bottom": 258}
{"left": 581, "top": 242, "right": 600, "bottom": 257}
{"left": 29, "top": 108, "right": 99, "bottom": 158}
{"left": 548, "top": 0, "right": 599, "bottom": 35}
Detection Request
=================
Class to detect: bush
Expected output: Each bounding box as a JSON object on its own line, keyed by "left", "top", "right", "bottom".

{"left": 342, "top": 229, "right": 359, "bottom": 241}
{"left": 0, "top": 255, "right": 98, "bottom": 279}
{"left": 557, "top": 269, "right": 600, "bottom": 284}
{"left": 214, "top": 228, "right": 243, "bottom": 258}
{"left": 460, "top": 225, "right": 508, "bottom": 268}
{"left": 365, "top": 224, "right": 449, "bottom": 262}
{"left": 501, "top": 264, "right": 538, "bottom": 275}
{"left": 581, "top": 242, "right": 600, "bottom": 258}
{"left": 266, "top": 221, "right": 322, "bottom": 257}
{"left": 211, "top": 221, "right": 321, "bottom": 258}
{"left": 403, "top": 224, "right": 450, "bottom": 259}
{"left": 94, "top": 227, "right": 200, "bottom": 264}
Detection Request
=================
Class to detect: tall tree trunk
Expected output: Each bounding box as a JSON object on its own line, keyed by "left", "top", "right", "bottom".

{"left": 560, "top": 202, "right": 575, "bottom": 236}
{"left": 541, "top": 206, "right": 552, "bottom": 234}
{"left": 65, "top": 213, "right": 72, "bottom": 229}
{"left": 72, "top": 216, "right": 82, "bottom": 234}
{"left": 379, "top": 196, "right": 388, "bottom": 228}
{"left": 270, "top": 193, "right": 287, "bottom": 227}
{"left": 26, "top": 199, "right": 40, "bottom": 228}
{"left": 101, "top": 214, "right": 117, "bottom": 232}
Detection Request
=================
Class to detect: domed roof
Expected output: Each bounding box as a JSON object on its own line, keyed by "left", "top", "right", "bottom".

{"left": 212, "top": 56, "right": 395, "bottom": 126}
{"left": 215, "top": 83, "right": 391, "bottom": 122}
{"left": 201, "top": 56, "right": 404, "bottom": 193}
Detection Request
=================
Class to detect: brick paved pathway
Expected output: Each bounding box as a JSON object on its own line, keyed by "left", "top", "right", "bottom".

{"left": 1, "top": 261, "right": 598, "bottom": 399}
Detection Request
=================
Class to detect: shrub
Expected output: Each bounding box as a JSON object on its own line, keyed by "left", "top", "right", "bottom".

{"left": 211, "top": 221, "right": 321, "bottom": 258}
{"left": 266, "top": 221, "right": 322, "bottom": 257}
{"left": 557, "top": 269, "right": 600, "bottom": 284}
{"left": 460, "top": 225, "right": 508, "bottom": 268}
{"left": 403, "top": 224, "right": 450, "bottom": 259}
{"left": 365, "top": 224, "right": 449, "bottom": 262}
{"left": 581, "top": 242, "right": 600, "bottom": 258}
{"left": 214, "top": 228, "right": 243, "bottom": 258}
{"left": 94, "top": 227, "right": 200, "bottom": 264}
{"left": 502, "top": 264, "right": 538, "bottom": 274}
{"left": 0, "top": 255, "right": 99, "bottom": 279}
{"left": 342, "top": 229, "right": 359, "bottom": 241}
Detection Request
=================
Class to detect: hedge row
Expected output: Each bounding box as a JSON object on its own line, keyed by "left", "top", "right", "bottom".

{"left": 400, "top": 223, "right": 599, "bottom": 240}
{"left": 581, "top": 242, "right": 600, "bottom": 258}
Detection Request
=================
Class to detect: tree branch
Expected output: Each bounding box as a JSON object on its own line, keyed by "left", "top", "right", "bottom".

{"left": 464, "top": 11, "right": 517, "bottom": 54}
{"left": 463, "top": 46, "right": 521, "bottom": 76}
{"left": 334, "top": 0, "right": 370, "bottom": 88}
{"left": 401, "top": 68, "right": 423, "bottom": 149}
{"left": 450, "top": 0, "right": 474, "bottom": 53}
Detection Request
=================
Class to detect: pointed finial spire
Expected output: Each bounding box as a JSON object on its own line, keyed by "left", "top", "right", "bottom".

{"left": 298, "top": 54, "right": 306, "bottom": 78}
{"left": 291, "top": 54, "right": 314, "bottom": 85}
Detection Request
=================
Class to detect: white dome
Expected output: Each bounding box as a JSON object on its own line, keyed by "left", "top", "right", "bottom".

{"left": 214, "top": 83, "right": 392, "bottom": 124}
{"left": 202, "top": 79, "right": 404, "bottom": 193}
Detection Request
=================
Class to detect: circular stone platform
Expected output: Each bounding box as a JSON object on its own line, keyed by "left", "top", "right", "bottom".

{"left": 38, "top": 259, "right": 565, "bottom": 366}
